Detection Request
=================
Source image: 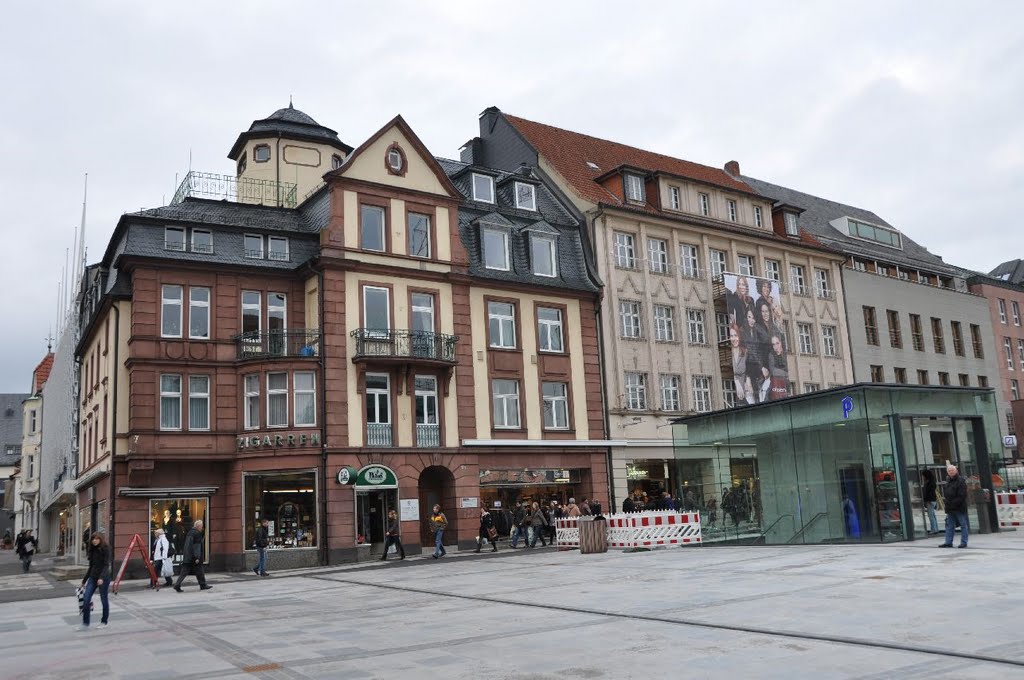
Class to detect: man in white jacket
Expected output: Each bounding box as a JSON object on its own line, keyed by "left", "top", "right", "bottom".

{"left": 152, "top": 528, "right": 174, "bottom": 588}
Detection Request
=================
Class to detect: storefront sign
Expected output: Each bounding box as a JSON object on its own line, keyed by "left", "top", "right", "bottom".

{"left": 336, "top": 466, "right": 358, "bottom": 485}
{"left": 460, "top": 497, "right": 478, "bottom": 509}
{"left": 400, "top": 499, "right": 419, "bottom": 522}
{"left": 237, "top": 432, "right": 321, "bottom": 450}
{"left": 626, "top": 464, "right": 649, "bottom": 480}
{"left": 1005, "top": 435, "right": 1019, "bottom": 449}
{"left": 356, "top": 465, "right": 397, "bottom": 488}
{"left": 841, "top": 396, "right": 854, "bottom": 419}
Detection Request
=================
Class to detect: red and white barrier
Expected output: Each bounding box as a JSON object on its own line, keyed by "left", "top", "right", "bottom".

{"left": 556, "top": 511, "right": 701, "bottom": 550}
{"left": 996, "top": 492, "right": 1024, "bottom": 527}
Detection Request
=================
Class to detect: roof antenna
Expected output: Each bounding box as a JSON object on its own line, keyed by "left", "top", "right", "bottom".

{"left": 289, "top": 94, "right": 294, "bottom": 108}
{"left": 46, "top": 329, "right": 53, "bottom": 353}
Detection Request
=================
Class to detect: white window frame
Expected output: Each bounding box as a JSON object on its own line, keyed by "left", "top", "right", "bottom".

{"left": 654, "top": 305, "right": 675, "bottom": 342}
{"left": 803, "top": 383, "right": 821, "bottom": 394}
{"left": 1018, "top": 339, "right": 1024, "bottom": 363}
{"left": 472, "top": 173, "right": 495, "bottom": 203}
{"left": 268, "top": 236, "right": 290, "bottom": 261}
{"left": 164, "top": 227, "right": 185, "bottom": 252}
{"left": 531, "top": 234, "right": 557, "bottom": 277}
{"left": 362, "top": 286, "right": 390, "bottom": 334}
{"left": 483, "top": 227, "right": 510, "bottom": 271}
{"left": 161, "top": 284, "right": 183, "bottom": 339}
{"left": 293, "top": 371, "right": 316, "bottom": 427}
{"left": 492, "top": 379, "right": 521, "bottom": 429}
{"left": 619, "top": 300, "right": 642, "bottom": 339}
{"left": 764, "top": 259, "right": 781, "bottom": 282}
{"left": 537, "top": 307, "right": 564, "bottom": 353}
{"left": 790, "top": 265, "right": 807, "bottom": 295}
{"left": 244, "top": 374, "right": 260, "bottom": 430}
{"left": 542, "top": 382, "right": 570, "bottom": 430}
{"left": 737, "top": 254, "right": 755, "bottom": 276}
{"left": 692, "top": 375, "right": 712, "bottom": 413}
{"left": 679, "top": 244, "right": 700, "bottom": 278}
{"left": 624, "top": 372, "right": 647, "bottom": 410}
{"left": 687, "top": 308, "right": 707, "bottom": 345}
{"left": 698, "top": 193, "right": 710, "bottom": 217}
{"left": 411, "top": 293, "right": 435, "bottom": 333}
{"left": 822, "top": 325, "right": 838, "bottom": 357}
{"left": 188, "top": 375, "right": 210, "bottom": 431}
{"left": 716, "top": 312, "right": 730, "bottom": 344}
{"left": 360, "top": 205, "right": 386, "bottom": 253}
{"left": 722, "top": 378, "right": 736, "bottom": 408}
{"left": 188, "top": 287, "right": 210, "bottom": 340}
{"left": 415, "top": 375, "right": 439, "bottom": 427}
{"left": 1005, "top": 338, "right": 1015, "bottom": 370}
{"left": 999, "top": 299, "right": 1008, "bottom": 324}
{"left": 1013, "top": 301, "right": 1021, "bottom": 326}
{"left": 408, "top": 212, "right": 432, "bottom": 259}
{"left": 241, "top": 291, "right": 262, "bottom": 339}
{"left": 669, "top": 186, "right": 681, "bottom": 210}
{"left": 514, "top": 181, "right": 537, "bottom": 211}
{"left": 614, "top": 232, "right": 636, "bottom": 269}
{"left": 753, "top": 206, "right": 763, "bottom": 228}
{"left": 624, "top": 173, "right": 644, "bottom": 202}
{"left": 709, "top": 249, "right": 726, "bottom": 278}
{"left": 727, "top": 199, "right": 738, "bottom": 222}
{"left": 784, "top": 212, "right": 798, "bottom": 236}
{"left": 660, "top": 374, "right": 680, "bottom": 412}
{"left": 244, "top": 233, "right": 264, "bottom": 259}
{"left": 191, "top": 229, "right": 213, "bottom": 254}
{"left": 267, "top": 293, "right": 287, "bottom": 338}
{"left": 815, "top": 269, "right": 831, "bottom": 298}
{"left": 366, "top": 373, "right": 391, "bottom": 426}
{"left": 159, "top": 374, "right": 182, "bottom": 431}
{"left": 266, "top": 372, "right": 289, "bottom": 428}
{"left": 1012, "top": 379, "right": 1020, "bottom": 401}
{"left": 798, "top": 323, "right": 815, "bottom": 354}
{"left": 488, "top": 301, "right": 517, "bottom": 349}
{"left": 648, "top": 238, "right": 668, "bottom": 274}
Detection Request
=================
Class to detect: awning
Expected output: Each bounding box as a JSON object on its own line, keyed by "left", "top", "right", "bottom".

{"left": 118, "top": 486, "right": 219, "bottom": 498}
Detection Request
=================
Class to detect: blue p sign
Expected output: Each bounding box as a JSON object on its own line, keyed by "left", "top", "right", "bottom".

{"left": 841, "top": 396, "right": 854, "bottom": 419}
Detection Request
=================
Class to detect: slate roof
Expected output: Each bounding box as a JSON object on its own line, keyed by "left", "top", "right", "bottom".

{"left": 228, "top": 103, "right": 352, "bottom": 160}
{"left": 437, "top": 158, "right": 600, "bottom": 293}
{"left": 989, "top": 259, "right": 1024, "bottom": 285}
{"left": 0, "top": 394, "right": 29, "bottom": 460}
{"left": 503, "top": 113, "right": 758, "bottom": 206}
{"left": 741, "top": 175, "right": 961, "bottom": 276}
{"left": 126, "top": 198, "right": 315, "bottom": 233}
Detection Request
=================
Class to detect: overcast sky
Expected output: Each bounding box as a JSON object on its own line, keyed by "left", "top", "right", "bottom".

{"left": 1, "top": 1, "right": 1021, "bottom": 392}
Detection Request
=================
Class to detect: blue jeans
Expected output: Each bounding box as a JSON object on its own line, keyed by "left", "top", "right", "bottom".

{"left": 511, "top": 525, "right": 527, "bottom": 548}
{"left": 256, "top": 547, "right": 268, "bottom": 574}
{"left": 944, "top": 511, "right": 969, "bottom": 546}
{"left": 433, "top": 529, "right": 446, "bottom": 557}
{"left": 82, "top": 575, "right": 109, "bottom": 626}
{"left": 926, "top": 501, "right": 939, "bottom": 533}
{"left": 529, "top": 525, "right": 546, "bottom": 547}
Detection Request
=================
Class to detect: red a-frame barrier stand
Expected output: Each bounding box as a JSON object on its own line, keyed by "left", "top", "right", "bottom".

{"left": 112, "top": 533, "right": 159, "bottom": 594}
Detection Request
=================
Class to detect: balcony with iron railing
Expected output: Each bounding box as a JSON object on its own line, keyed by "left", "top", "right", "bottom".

{"left": 172, "top": 171, "right": 298, "bottom": 208}
{"left": 350, "top": 329, "right": 458, "bottom": 365}
{"left": 236, "top": 329, "right": 321, "bottom": 360}
{"left": 367, "top": 423, "right": 393, "bottom": 447}
{"left": 416, "top": 423, "right": 440, "bottom": 448}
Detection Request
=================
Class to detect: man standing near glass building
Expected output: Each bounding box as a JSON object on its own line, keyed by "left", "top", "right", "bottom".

{"left": 938, "top": 465, "right": 969, "bottom": 549}
{"left": 253, "top": 519, "right": 270, "bottom": 576}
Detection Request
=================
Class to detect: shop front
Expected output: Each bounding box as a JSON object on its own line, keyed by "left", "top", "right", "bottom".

{"left": 242, "top": 469, "right": 319, "bottom": 570}
{"left": 352, "top": 464, "right": 399, "bottom": 557}
{"left": 673, "top": 384, "right": 1003, "bottom": 545}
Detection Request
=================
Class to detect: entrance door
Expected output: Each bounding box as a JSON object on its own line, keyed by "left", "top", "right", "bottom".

{"left": 837, "top": 465, "right": 871, "bottom": 540}
{"left": 418, "top": 466, "right": 457, "bottom": 548}
{"left": 356, "top": 489, "right": 397, "bottom": 556}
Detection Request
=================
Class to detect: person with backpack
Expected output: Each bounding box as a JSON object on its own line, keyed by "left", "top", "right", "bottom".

{"left": 429, "top": 505, "right": 448, "bottom": 559}
{"left": 15, "top": 530, "right": 36, "bottom": 573}
{"left": 151, "top": 528, "right": 174, "bottom": 588}
{"left": 78, "top": 532, "right": 111, "bottom": 631}
{"left": 474, "top": 507, "right": 498, "bottom": 553}
{"left": 253, "top": 519, "right": 270, "bottom": 575}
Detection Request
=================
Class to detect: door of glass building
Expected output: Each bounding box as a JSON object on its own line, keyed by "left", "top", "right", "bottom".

{"left": 899, "top": 416, "right": 982, "bottom": 540}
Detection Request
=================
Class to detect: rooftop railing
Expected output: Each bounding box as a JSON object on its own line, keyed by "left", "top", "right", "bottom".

{"left": 172, "top": 171, "right": 298, "bottom": 208}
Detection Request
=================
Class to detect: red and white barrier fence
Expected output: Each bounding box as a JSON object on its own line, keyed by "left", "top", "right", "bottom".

{"left": 555, "top": 511, "right": 701, "bottom": 550}
{"left": 996, "top": 492, "right": 1024, "bottom": 527}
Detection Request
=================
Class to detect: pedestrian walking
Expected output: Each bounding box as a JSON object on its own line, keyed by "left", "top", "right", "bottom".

{"left": 15, "top": 530, "right": 36, "bottom": 573}
{"left": 510, "top": 500, "right": 528, "bottom": 548}
{"left": 921, "top": 469, "right": 940, "bottom": 535}
{"left": 938, "top": 464, "right": 969, "bottom": 549}
{"left": 174, "top": 520, "right": 212, "bottom": 591}
{"left": 528, "top": 502, "right": 548, "bottom": 547}
{"left": 475, "top": 507, "right": 498, "bottom": 553}
{"left": 381, "top": 509, "right": 405, "bottom": 560}
{"left": 579, "top": 498, "right": 592, "bottom": 516}
{"left": 77, "top": 532, "right": 111, "bottom": 631}
{"left": 253, "top": 519, "right": 270, "bottom": 576}
{"left": 430, "top": 505, "right": 448, "bottom": 559}
{"left": 151, "top": 528, "right": 174, "bottom": 588}
{"left": 566, "top": 498, "right": 581, "bottom": 518}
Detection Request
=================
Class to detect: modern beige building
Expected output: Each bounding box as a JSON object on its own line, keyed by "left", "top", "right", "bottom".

{"left": 470, "top": 109, "right": 854, "bottom": 509}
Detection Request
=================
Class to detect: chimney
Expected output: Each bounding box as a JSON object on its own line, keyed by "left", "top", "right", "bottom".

{"left": 460, "top": 137, "right": 482, "bottom": 164}
{"left": 517, "top": 163, "right": 533, "bottom": 177}
{"left": 479, "top": 106, "right": 501, "bottom": 136}
{"left": 724, "top": 160, "right": 741, "bottom": 177}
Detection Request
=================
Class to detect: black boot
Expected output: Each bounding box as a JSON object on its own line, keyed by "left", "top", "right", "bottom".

{"left": 491, "top": 544, "right": 498, "bottom": 552}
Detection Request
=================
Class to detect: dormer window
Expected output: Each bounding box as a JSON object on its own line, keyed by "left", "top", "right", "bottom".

{"left": 331, "top": 154, "right": 343, "bottom": 170}
{"left": 483, "top": 227, "right": 509, "bottom": 270}
{"left": 784, "top": 212, "right": 799, "bottom": 236}
{"left": 515, "top": 182, "right": 537, "bottom": 211}
{"left": 727, "top": 200, "right": 738, "bottom": 222}
{"left": 191, "top": 230, "right": 213, "bottom": 254}
{"left": 754, "top": 205, "right": 763, "bottom": 228}
{"left": 385, "top": 144, "right": 407, "bottom": 176}
{"left": 472, "top": 173, "right": 495, "bottom": 203}
{"left": 848, "top": 218, "right": 901, "bottom": 248}
{"left": 254, "top": 144, "right": 271, "bottom": 163}
{"left": 164, "top": 227, "right": 185, "bottom": 252}
{"left": 624, "top": 173, "right": 644, "bottom": 202}
{"left": 531, "top": 234, "right": 557, "bottom": 277}
{"left": 244, "top": 234, "right": 264, "bottom": 259}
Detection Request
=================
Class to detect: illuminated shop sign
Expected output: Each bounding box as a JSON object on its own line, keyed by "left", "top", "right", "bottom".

{"left": 237, "top": 432, "right": 321, "bottom": 450}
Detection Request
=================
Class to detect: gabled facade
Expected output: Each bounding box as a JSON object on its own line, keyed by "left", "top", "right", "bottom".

{"left": 12, "top": 353, "right": 51, "bottom": 534}
{"left": 469, "top": 108, "right": 852, "bottom": 510}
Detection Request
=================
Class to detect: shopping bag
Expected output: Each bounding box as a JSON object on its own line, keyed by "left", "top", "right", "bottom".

{"left": 76, "top": 586, "right": 93, "bottom": 615}
{"left": 387, "top": 543, "right": 397, "bottom": 555}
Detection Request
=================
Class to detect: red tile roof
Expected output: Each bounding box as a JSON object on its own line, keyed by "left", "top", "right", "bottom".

{"left": 32, "top": 353, "right": 54, "bottom": 394}
{"left": 504, "top": 113, "right": 758, "bottom": 205}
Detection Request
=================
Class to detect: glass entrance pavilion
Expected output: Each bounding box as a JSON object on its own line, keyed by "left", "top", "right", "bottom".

{"left": 672, "top": 384, "right": 1003, "bottom": 545}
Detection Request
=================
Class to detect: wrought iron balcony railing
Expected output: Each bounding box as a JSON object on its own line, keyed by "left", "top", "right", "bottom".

{"left": 172, "top": 171, "right": 298, "bottom": 208}
{"left": 236, "top": 329, "right": 321, "bottom": 360}
{"left": 416, "top": 423, "right": 440, "bottom": 448}
{"left": 350, "top": 329, "right": 458, "bottom": 364}
{"left": 367, "top": 423, "right": 393, "bottom": 447}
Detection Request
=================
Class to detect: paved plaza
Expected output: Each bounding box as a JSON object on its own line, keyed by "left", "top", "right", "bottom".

{"left": 3, "top": 530, "right": 1024, "bottom": 679}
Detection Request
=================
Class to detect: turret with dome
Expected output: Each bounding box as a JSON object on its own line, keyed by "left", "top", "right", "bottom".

{"left": 228, "top": 101, "right": 352, "bottom": 201}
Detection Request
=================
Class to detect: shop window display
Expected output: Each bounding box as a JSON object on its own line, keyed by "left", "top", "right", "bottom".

{"left": 243, "top": 471, "right": 317, "bottom": 550}
{"left": 149, "top": 498, "right": 209, "bottom": 563}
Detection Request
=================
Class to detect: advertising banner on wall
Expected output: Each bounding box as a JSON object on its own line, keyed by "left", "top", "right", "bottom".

{"left": 722, "top": 273, "right": 791, "bottom": 405}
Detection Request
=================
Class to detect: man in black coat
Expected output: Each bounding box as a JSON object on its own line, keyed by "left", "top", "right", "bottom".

{"left": 938, "top": 465, "right": 969, "bottom": 549}
{"left": 174, "top": 520, "right": 212, "bottom": 591}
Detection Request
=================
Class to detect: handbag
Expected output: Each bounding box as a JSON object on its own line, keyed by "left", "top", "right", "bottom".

{"left": 487, "top": 526, "right": 498, "bottom": 541}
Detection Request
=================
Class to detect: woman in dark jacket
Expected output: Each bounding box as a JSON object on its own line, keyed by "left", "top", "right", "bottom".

{"left": 922, "top": 469, "right": 939, "bottom": 534}
{"left": 528, "top": 502, "right": 548, "bottom": 547}
{"left": 474, "top": 508, "right": 498, "bottom": 553}
{"left": 79, "top": 532, "right": 111, "bottom": 631}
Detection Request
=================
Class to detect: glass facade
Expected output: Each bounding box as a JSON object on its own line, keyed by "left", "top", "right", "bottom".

{"left": 149, "top": 497, "right": 209, "bottom": 563}
{"left": 673, "top": 385, "right": 1001, "bottom": 544}
{"left": 243, "top": 471, "right": 317, "bottom": 550}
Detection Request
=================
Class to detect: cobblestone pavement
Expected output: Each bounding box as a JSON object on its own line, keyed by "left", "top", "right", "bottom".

{"left": 4, "top": 532, "right": 1024, "bottom": 679}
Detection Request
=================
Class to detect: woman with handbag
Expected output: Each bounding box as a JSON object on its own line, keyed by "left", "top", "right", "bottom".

{"left": 152, "top": 528, "right": 174, "bottom": 588}
{"left": 475, "top": 507, "right": 499, "bottom": 553}
{"left": 78, "top": 532, "right": 111, "bottom": 631}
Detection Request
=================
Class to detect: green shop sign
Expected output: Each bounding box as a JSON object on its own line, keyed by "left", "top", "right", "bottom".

{"left": 356, "top": 465, "right": 397, "bottom": 488}
{"left": 336, "top": 466, "right": 358, "bottom": 485}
